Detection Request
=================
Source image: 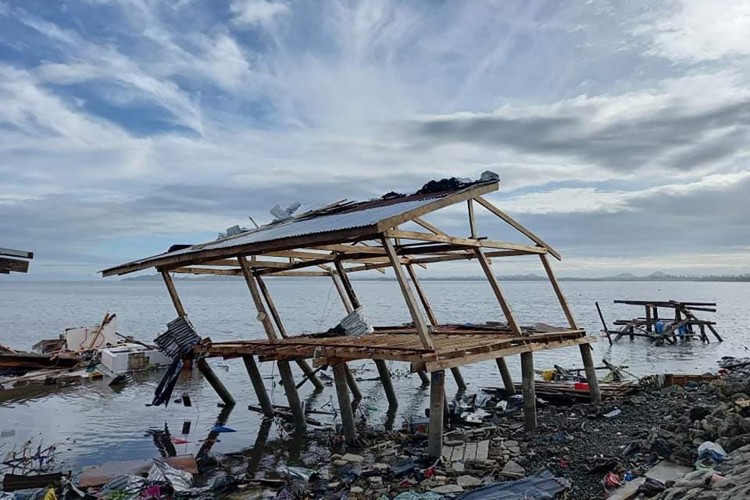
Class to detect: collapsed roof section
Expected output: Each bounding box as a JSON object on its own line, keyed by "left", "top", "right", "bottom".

{"left": 101, "top": 174, "right": 560, "bottom": 278}
{"left": 0, "top": 247, "right": 34, "bottom": 275}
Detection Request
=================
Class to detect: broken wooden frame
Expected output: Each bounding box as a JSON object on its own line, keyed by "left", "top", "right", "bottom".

{"left": 607, "top": 300, "right": 722, "bottom": 343}
{"left": 0, "top": 248, "right": 34, "bottom": 275}
{"left": 102, "top": 179, "right": 600, "bottom": 457}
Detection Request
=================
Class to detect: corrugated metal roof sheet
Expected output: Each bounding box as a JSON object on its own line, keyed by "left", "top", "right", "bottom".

{"left": 114, "top": 192, "right": 449, "bottom": 269}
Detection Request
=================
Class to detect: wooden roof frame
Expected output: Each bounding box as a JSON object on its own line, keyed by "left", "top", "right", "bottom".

{"left": 0, "top": 247, "right": 34, "bottom": 275}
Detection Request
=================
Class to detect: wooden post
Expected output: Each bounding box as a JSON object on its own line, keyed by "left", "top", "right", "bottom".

{"left": 417, "top": 370, "right": 430, "bottom": 385}
{"left": 468, "top": 199, "right": 477, "bottom": 238}
{"left": 197, "top": 358, "right": 236, "bottom": 406}
{"left": 496, "top": 358, "right": 515, "bottom": 395}
{"left": 344, "top": 365, "right": 363, "bottom": 403}
{"left": 333, "top": 259, "right": 361, "bottom": 309}
{"left": 474, "top": 249, "right": 522, "bottom": 334}
{"left": 595, "top": 301, "right": 613, "bottom": 345}
{"left": 645, "top": 306, "right": 653, "bottom": 332}
{"left": 427, "top": 370, "right": 445, "bottom": 458}
{"left": 256, "top": 274, "right": 324, "bottom": 391}
{"left": 238, "top": 256, "right": 278, "bottom": 341}
{"left": 277, "top": 360, "right": 307, "bottom": 433}
{"left": 333, "top": 363, "right": 357, "bottom": 444}
{"left": 161, "top": 270, "right": 186, "bottom": 317}
{"left": 374, "top": 359, "right": 398, "bottom": 409}
{"left": 539, "top": 254, "right": 578, "bottom": 329}
{"left": 406, "top": 263, "right": 464, "bottom": 390}
{"left": 382, "top": 237, "right": 435, "bottom": 350}
{"left": 520, "top": 352, "right": 536, "bottom": 430}
{"left": 330, "top": 271, "right": 354, "bottom": 313}
{"left": 242, "top": 356, "right": 274, "bottom": 418}
{"left": 579, "top": 343, "right": 602, "bottom": 404}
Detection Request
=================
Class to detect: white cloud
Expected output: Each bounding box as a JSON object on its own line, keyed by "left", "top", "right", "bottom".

{"left": 641, "top": 0, "right": 750, "bottom": 62}
{"left": 230, "top": 0, "right": 289, "bottom": 28}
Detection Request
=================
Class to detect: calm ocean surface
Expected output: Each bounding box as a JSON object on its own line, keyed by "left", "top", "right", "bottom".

{"left": 0, "top": 280, "right": 747, "bottom": 470}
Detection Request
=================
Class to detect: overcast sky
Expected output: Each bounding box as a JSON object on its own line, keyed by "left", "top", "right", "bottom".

{"left": 1, "top": 0, "right": 749, "bottom": 279}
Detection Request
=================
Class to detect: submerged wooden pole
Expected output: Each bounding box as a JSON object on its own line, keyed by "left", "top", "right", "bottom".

{"left": 520, "top": 352, "right": 537, "bottom": 430}
{"left": 427, "top": 370, "right": 446, "bottom": 458}
{"left": 333, "top": 363, "right": 357, "bottom": 444}
{"left": 242, "top": 355, "right": 274, "bottom": 418}
{"left": 374, "top": 359, "right": 398, "bottom": 409}
{"left": 595, "top": 302, "right": 613, "bottom": 345}
{"left": 417, "top": 370, "right": 430, "bottom": 385}
{"left": 255, "top": 274, "right": 324, "bottom": 391}
{"left": 406, "top": 264, "right": 458, "bottom": 389}
{"left": 197, "top": 358, "right": 236, "bottom": 407}
{"left": 277, "top": 360, "right": 307, "bottom": 432}
{"left": 344, "top": 365, "right": 363, "bottom": 404}
{"left": 496, "top": 357, "right": 515, "bottom": 395}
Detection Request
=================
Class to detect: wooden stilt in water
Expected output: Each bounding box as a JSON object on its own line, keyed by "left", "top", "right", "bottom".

{"left": 255, "top": 275, "right": 324, "bottom": 391}
{"left": 374, "top": 359, "right": 398, "bottom": 409}
{"left": 277, "top": 360, "right": 307, "bottom": 433}
{"left": 333, "top": 363, "right": 357, "bottom": 444}
{"left": 579, "top": 344, "right": 602, "bottom": 404}
{"left": 520, "top": 352, "right": 536, "bottom": 430}
{"left": 344, "top": 365, "right": 363, "bottom": 404}
{"left": 645, "top": 306, "right": 653, "bottom": 332}
{"left": 496, "top": 357, "right": 515, "bottom": 395}
{"left": 417, "top": 370, "right": 430, "bottom": 385}
{"left": 242, "top": 355, "right": 274, "bottom": 418}
{"left": 595, "top": 301, "right": 613, "bottom": 345}
{"left": 197, "top": 358, "right": 236, "bottom": 407}
{"left": 428, "top": 370, "right": 445, "bottom": 458}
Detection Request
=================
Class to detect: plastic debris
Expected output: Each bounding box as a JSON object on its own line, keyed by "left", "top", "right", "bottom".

{"left": 211, "top": 425, "right": 236, "bottom": 433}
{"left": 603, "top": 409, "right": 621, "bottom": 418}
{"left": 696, "top": 441, "right": 727, "bottom": 468}
{"left": 277, "top": 464, "right": 318, "bottom": 483}
{"left": 456, "top": 469, "right": 571, "bottom": 499}
{"left": 100, "top": 476, "right": 148, "bottom": 500}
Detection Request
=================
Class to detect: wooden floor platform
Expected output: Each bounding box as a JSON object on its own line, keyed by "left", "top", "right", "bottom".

{"left": 198, "top": 324, "right": 593, "bottom": 372}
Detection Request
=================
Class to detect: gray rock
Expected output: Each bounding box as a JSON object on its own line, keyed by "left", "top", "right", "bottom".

{"left": 502, "top": 460, "right": 526, "bottom": 476}
{"left": 430, "top": 484, "right": 464, "bottom": 494}
{"left": 456, "top": 475, "right": 482, "bottom": 488}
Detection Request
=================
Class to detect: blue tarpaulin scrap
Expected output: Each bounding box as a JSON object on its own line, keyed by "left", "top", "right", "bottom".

{"left": 455, "top": 469, "right": 571, "bottom": 500}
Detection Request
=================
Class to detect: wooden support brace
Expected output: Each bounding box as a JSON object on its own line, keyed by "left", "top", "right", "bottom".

{"left": 374, "top": 359, "right": 398, "bottom": 409}
{"left": 417, "top": 370, "right": 430, "bottom": 385}
{"left": 330, "top": 271, "right": 354, "bottom": 313}
{"left": 496, "top": 357, "right": 515, "bottom": 395}
{"left": 520, "top": 352, "right": 536, "bottom": 430}
{"left": 242, "top": 355, "right": 274, "bottom": 418}
{"left": 238, "top": 257, "right": 278, "bottom": 341}
{"left": 333, "top": 363, "right": 357, "bottom": 444}
{"left": 161, "top": 271, "right": 186, "bottom": 317}
{"left": 539, "top": 254, "right": 578, "bottom": 329}
{"left": 344, "top": 365, "right": 363, "bottom": 405}
{"left": 277, "top": 360, "right": 307, "bottom": 433}
{"left": 382, "top": 236, "right": 435, "bottom": 350}
{"left": 427, "top": 370, "right": 446, "bottom": 459}
{"left": 197, "top": 358, "right": 236, "bottom": 407}
{"left": 579, "top": 344, "right": 602, "bottom": 404}
{"left": 474, "top": 249, "right": 522, "bottom": 335}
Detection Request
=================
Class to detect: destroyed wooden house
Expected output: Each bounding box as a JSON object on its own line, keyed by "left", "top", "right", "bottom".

{"left": 598, "top": 300, "right": 722, "bottom": 345}
{"left": 102, "top": 175, "right": 600, "bottom": 457}
{"left": 0, "top": 247, "right": 33, "bottom": 275}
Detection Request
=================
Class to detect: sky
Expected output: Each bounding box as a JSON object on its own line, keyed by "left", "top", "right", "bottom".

{"left": 1, "top": 0, "right": 749, "bottom": 279}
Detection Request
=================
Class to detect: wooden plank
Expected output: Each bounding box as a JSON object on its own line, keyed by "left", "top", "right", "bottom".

{"left": 0, "top": 257, "right": 29, "bottom": 273}
{"left": 413, "top": 217, "right": 448, "bottom": 236}
{"left": 464, "top": 441, "right": 478, "bottom": 460}
{"left": 539, "top": 254, "right": 578, "bottom": 329}
{"left": 421, "top": 336, "right": 595, "bottom": 372}
{"left": 474, "top": 249, "right": 522, "bottom": 335}
{"left": 450, "top": 443, "right": 465, "bottom": 461}
{"left": 385, "top": 229, "right": 547, "bottom": 254}
{"left": 475, "top": 196, "right": 561, "bottom": 260}
{"left": 382, "top": 236, "right": 435, "bottom": 350}
{"left": 477, "top": 440, "right": 489, "bottom": 461}
{"left": 161, "top": 271, "right": 186, "bottom": 317}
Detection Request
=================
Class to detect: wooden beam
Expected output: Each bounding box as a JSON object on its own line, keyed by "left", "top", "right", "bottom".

{"left": 243, "top": 356, "right": 274, "bottom": 418}
{"left": 0, "top": 257, "right": 29, "bottom": 273}
{"left": 277, "top": 360, "right": 307, "bottom": 433}
{"left": 474, "top": 249, "right": 522, "bottom": 335}
{"left": 334, "top": 259, "right": 362, "bottom": 309}
{"left": 330, "top": 271, "right": 354, "bottom": 314}
{"left": 475, "top": 196, "right": 561, "bottom": 260}
{"left": 238, "top": 256, "right": 278, "bottom": 341}
{"left": 375, "top": 359, "right": 398, "bottom": 409}
{"left": 413, "top": 217, "right": 447, "bottom": 236}
{"left": 333, "top": 363, "right": 357, "bottom": 443}
{"left": 427, "top": 370, "right": 446, "bottom": 458}
{"left": 161, "top": 271, "right": 186, "bottom": 317}
{"left": 385, "top": 229, "right": 547, "bottom": 254}
{"left": 344, "top": 365, "right": 363, "bottom": 403}
{"left": 520, "top": 352, "right": 537, "bottom": 430}
{"left": 197, "top": 358, "right": 236, "bottom": 407}
{"left": 317, "top": 243, "right": 385, "bottom": 255}
{"left": 468, "top": 199, "right": 476, "bottom": 238}
{"left": 579, "top": 344, "right": 602, "bottom": 404}
{"left": 539, "top": 254, "right": 578, "bottom": 329}
{"left": 496, "top": 358, "right": 515, "bottom": 395}
{"left": 382, "top": 237, "right": 435, "bottom": 351}
{"left": 376, "top": 181, "right": 499, "bottom": 231}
